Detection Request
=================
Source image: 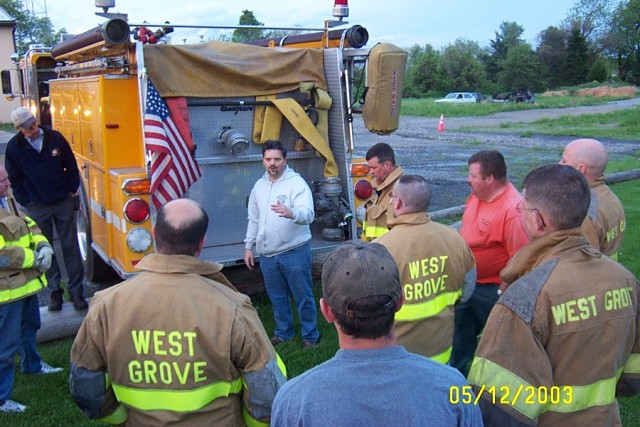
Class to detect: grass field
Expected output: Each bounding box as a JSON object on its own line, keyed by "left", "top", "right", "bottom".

{"left": 400, "top": 93, "right": 633, "bottom": 118}
{"left": 474, "top": 106, "right": 640, "bottom": 141}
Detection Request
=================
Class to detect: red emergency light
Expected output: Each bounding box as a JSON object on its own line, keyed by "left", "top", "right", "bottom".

{"left": 354, "top": 179, "right": 373, "bottom": 200}
{"left": 124, "top": 198, "right": 150, "bottom": 224}
{"left": 333, "top": 0, "right": 349, "bottom": 19}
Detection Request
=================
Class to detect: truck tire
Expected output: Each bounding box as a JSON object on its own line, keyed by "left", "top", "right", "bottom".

{"left": 76, "top": 183, "right": 117, "bottom": 283}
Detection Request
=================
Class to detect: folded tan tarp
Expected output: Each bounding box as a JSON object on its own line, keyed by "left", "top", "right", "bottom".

{"left": 143, "top": 41, "right": 327, "bottom": 98}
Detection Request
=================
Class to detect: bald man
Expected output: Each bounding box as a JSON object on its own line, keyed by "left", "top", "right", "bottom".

{"left": 560, "top": 138, "right": 625, "bottom": 259}
{"left": 70, "top": 198, "right": 286, "bottom": 426}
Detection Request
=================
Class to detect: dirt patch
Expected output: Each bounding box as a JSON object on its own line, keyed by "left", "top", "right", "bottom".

{"left": 543, "top": 86, "right": 638, "bottom": 98}
{"left": 542, "top": 90, "right": 569, "bottom": 96}
{"left": 575, "top": 86, "right": 638, "bottom": 97}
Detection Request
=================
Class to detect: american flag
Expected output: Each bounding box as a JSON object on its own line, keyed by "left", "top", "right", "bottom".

{"left": 144, "top": 80, "right": 202, "bottom": 208}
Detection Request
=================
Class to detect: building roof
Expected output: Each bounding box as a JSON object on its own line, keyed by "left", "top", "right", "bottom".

{"left": 0, "top": 6, "right": 15, "bottom": 23}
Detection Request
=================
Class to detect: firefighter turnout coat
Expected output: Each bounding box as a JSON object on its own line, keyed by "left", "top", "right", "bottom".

{"left": 468, "top": 229, "right": 640, "bottom": 426}
{"left": 375, "top": 212, "right": 476, "bottom": 363}
{"left": 581, "top": 176, "right": 626, "bottom": 260}
{"left": 0, "top": 201, "right": 49, "bottom": 304}
{"left": 362, "top": 166, "right": 403, "bottom": 241}
{"left": 70, "top": 253, "right": 286, "bottom": 426}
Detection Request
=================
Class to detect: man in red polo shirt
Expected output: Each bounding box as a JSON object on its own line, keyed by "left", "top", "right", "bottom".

{"left": 450, "top": 150, "right": 529, "bottom": 376}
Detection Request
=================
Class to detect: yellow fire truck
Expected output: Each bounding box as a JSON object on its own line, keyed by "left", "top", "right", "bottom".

{"left": 2, "top": 0, "right": 406, "bottom": 282}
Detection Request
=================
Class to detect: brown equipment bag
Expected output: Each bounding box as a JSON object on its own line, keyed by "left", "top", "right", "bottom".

{"left": 362, "top": 43, "right": 407, "bottom": 135}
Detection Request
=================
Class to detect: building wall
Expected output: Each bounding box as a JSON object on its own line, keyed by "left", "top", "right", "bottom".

{"left": 0, "top": 22, "right": 20, "bottom": 124}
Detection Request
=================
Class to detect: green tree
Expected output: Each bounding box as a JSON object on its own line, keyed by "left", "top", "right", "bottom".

{"left": 0, "top": 0, "right": 66, "bottom": 54}
{"left": 564, "top": 25, "right": 590, "bottom": 85}
{"left": 496, "top": 43, "right": 543, "bottom": 91}
{"left": 605, "top": 0, "right": 640, "bottom": 84}
{"left": 439, "top": 38, "right": 485, "bottom": 92}
{"left": 586, "top": 56, "right": 609, "bottom": 82}
{"left": 231, "top": 10, "right": 265, "bottom": 43}
{"left": 404, "top": 44, "right": 443, "bottom": 97}
{"left": 536, "top": 26, "right": 567, "bottom": 88}
{"left": 485, "top": 21, "right": 525, "bottom": 83}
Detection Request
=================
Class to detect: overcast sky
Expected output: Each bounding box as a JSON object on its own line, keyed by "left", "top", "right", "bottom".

{"left": 37, "top": 0, "right": 578, "bottom": 49}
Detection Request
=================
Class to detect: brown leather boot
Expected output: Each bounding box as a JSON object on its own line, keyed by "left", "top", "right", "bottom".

{"left": 48, "top": 291, "right": 63, "bottom": 311}
{"left": 73, "top": 295, "right": 88, "bottom": 311}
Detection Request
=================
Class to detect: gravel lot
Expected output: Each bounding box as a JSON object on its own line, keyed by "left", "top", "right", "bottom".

{"left": 352, "top": 98, "right": 640, "bottom": 212}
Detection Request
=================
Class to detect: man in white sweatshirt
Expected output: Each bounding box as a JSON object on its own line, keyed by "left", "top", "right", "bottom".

{"left": 244, "top": 140, "right": 320, "bottom": 349}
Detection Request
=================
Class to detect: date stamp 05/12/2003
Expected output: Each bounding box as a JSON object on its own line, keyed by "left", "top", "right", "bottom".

{"left": 449, "top": 384, "right": 574, "bottom": 406}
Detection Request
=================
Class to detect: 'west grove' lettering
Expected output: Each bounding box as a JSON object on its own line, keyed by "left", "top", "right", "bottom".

{"left": 550, "top": 286, "right": 634, "bottom": 326}
{"left": 131, "top": 330, "right": 197, "bottom": 357}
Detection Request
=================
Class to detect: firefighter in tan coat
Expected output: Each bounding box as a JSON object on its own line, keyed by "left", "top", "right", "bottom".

{"left": 560, "top": 138, "right": 625, "bottom": 259}
{"left": 375, "top": 175, "right": 476, "bottom": 363}
{"left": 70, "top": 199, "right": 286, "bottom": 426}
{"left": 468, "top": 165, "right": 639, "bottom": 426}
{"left": 362, "top": 142, "right": 403, "bottom": 241}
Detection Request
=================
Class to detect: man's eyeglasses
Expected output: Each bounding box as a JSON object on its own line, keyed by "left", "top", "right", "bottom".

{"left": 516, "top": 200, "right": 546, "bottom": 228}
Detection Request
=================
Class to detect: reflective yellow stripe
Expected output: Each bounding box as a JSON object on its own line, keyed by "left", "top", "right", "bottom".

{"left": 242, "top": 406, "right": 269, "bottom": 427}
{"left": 25, "top": 215, "right": 48, "bottom": 247}
{"left": 24, "top": 216, "right": 35, "bottom": 226}
{"left": 22, "top": 245, "right": 35, "bottom": 269}
{"left": 32, "top": 235, "right": 48, "bottom": 246}
{"left": 4, "top": 234, "right": 35, "bottom": 249}
{"left": 430, "top": 345, "right": 452, "bottom": 364}
{"left": 0, "top": 234, "right": 36, "bottom": 269}
{"left": 99, "top": 404, "right": 128, "bottom": 425}
{"left": 469, "top": 357, "right": 622, "bottom": 419}
{"left": 112, "top": 377, "right": 243, "bottom": 412}
{"left": 0, "top": 275, "right": 46, "bottom": 303}
{"left": 395, "top": 290, "right": 461, "bottom": 321}
{"left": 276, "top": 353, "right": 287, "bottom": 378}
{"left": 469, "top": 357, "right": 550, "bottom": 419}
{"left": 546, "top": 368, "right": 622, "bottom": 413}
{"left": 624, "top": 354, "right": 640, "bottom": 374}
{"left": 0, "top": 236, "right": 36, "bottom": 269}
{"left": 362, "top": 220, "right": 389, "bottom": 239}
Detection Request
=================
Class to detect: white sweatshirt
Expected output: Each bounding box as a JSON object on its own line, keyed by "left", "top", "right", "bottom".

{"left": 244, "top": 166, "right": 314, "bottom": 257}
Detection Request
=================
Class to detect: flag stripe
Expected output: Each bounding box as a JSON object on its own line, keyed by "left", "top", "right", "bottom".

{"left": 143, "top": 80, "right": 201, "bottom": 208}
{"left": 164, "top": 118, "right": 199, "bottom": 185}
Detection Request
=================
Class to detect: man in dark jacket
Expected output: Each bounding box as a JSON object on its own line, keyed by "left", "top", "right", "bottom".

{"left": 5, "top": 107, "right": 87, "bottom": 311}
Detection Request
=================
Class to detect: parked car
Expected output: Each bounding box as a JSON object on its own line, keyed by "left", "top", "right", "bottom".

{"left": 434, "top": 92, "right": 478, "bottom": 103}
{"left": 491, "top": 89, "right": 535, "bottom": 103}
{"left": 470, "top": 92, "right": 488, "bottom": 102}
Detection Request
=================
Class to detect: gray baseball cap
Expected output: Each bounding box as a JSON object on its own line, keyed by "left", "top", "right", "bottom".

{"left": 322, "top": 241, "right": 401, "bottom": 318}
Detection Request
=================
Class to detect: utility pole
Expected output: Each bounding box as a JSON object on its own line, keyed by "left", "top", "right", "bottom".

{"left": 24, "top": 0, "right": 48, "bottom": 17}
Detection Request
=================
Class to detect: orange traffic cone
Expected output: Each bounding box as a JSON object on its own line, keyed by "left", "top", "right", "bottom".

{"left": 438, "top": 114, "right": 445, "bottom": 132}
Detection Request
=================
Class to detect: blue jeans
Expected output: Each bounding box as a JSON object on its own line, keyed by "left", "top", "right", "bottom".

{"left": 259, "top": 243, "right": 319, "bottom": 342}
{"left": 0, "top": 294, "right": 43, "bottom": 401}
{"left": 450, "top": 284, "right": 500, "bottom": 377}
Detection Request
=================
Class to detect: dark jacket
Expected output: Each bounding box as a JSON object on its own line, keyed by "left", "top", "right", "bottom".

{"left": 5, "top": 126, "right": 80, "bottom": 206}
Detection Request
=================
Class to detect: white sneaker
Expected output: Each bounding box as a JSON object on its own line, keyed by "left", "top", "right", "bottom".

{"left": 39, "top": 361, "right": 63, "bottom": 374}
{"left": 0, "top": 399, "right": 26, "bottom": 413}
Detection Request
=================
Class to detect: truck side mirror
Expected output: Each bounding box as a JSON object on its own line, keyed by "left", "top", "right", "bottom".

{"left": 1, "top": 70, "right": 12, "bottom": 95}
